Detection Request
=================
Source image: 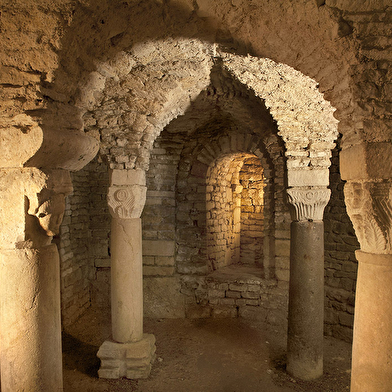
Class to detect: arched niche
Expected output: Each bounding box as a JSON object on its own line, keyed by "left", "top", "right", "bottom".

{"left": 206, "top": 153, "right": 267, "bottom": 274}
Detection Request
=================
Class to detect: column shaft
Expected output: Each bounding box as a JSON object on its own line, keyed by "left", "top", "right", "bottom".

{"left": 351, "top": 251, "right": 392, "bottom": 392}
{"left": 0, "top": 244, "right": 63, "bottom": 392}
{"left": 287, "top": 221, "right": 324, "bottom": 380}
{"left": 111, "top": 217, "right": 143, "bottom": 343}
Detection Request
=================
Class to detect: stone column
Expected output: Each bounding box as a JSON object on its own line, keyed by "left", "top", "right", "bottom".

{"left": 97, "top": 169, "right": 156, "bottom": 379}
{"left": 285, "top": 169, "right": 331, "bottom": 380}
{"left": 343, "top": 180, "right": 392, "bottom": 392}
{"left": 0, "top": 168, "right": 72, "bottom": 392}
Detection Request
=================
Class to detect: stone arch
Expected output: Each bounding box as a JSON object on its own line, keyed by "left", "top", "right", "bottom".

{"left": 19, "top": 34, "right": 341, "bottom": 385}
{"left": 32, "top": 40, "right": 338, "bottom": 175}
{"left": 2, "top": 1, "right": 363, "bottom": 176}
{"left": 2, "top": 1, "right": 381, "bottom": 390}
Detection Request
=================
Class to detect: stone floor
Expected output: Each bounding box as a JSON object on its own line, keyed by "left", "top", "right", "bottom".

{"left": 63, "top": 307, "right": 351, "bottom": 391}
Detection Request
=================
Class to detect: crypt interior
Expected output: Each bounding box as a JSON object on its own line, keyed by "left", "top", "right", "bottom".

{"left": 0, "top": 0, "right": 392, "bottom": 391}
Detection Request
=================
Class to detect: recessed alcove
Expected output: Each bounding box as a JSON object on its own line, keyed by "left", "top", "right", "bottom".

{"left": 206, "top": 153, "right": 266, "bottom": 273}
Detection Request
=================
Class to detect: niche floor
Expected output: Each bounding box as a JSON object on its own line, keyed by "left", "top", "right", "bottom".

{"left": 63, "top": 308, "right": 351, "bottom": 391}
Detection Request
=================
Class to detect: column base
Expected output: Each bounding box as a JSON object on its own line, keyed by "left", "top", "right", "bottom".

{"left": 97, "top": 334, "right": 156, "bottom": 379}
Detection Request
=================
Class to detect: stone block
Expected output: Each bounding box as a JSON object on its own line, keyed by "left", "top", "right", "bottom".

{"left": 275, "top": 240, "right": 290, "bottom": 257}
{"left": 155, "top": 256, "right": 175, "bottom": 266}
{"left": 275, "top": 268, "right": 290, "bottom": 282}
{"left": 95, "top": 257, "right": 111, "bottom": 268}
{"left": 287, "top": 168, "right": 329, "bottom": 187}
{"left": 236, "top": 299, "right": 248, "bottom": 306}
{"left": 244, "top": 299, "right": 259, "bottom": 306}
{"left": 242, "top": 291, "right": 260, "bottom": 299}
{"left": 228, "top": 283, "right": 246, "bottom": 292}
{"left": 98, "top": 367, "right": 120, "bottom": 379}
{"left": 126, "top": 364, "right": 152, "bottom": 379}
{"left": 142, "top": 240, "right": 175, "bottom": 256}
{"left": 110, "top": 169, "right": 146, "bottom": 186}
{"left": 217, "top": 283, "right": 229, "bottom": 290}
{"left": 339, "top": 312, "right": 354, "bottom": 327}
{"left": 275, "top": 256, "right": 289, "bottom": 270}
{"left": 341, "top": 142, "right": 392, "bottom": 180}
{"left": 247, "top": 284, "right": 261, "bottom": 292}
{"left": 226, "top": 290, "right": 241, "bottom": 299}
{"left": 143, "top": 266, "right": 175, "bottom": 276}
{"left": 98, "top": 334, "right": 156, "bottom": 380}
{"left": 220, "top": 298, "right": 236, "bottom": 305}
{"left": 143, "top": 256, "right": 155, "bottom": 266}
{"left": 208, "top": 289, "right": 225, "bottom": 298}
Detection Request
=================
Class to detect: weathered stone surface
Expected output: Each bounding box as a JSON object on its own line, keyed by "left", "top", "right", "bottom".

{"left": 2, "top": 1, "right": 391, "bottom": 390}
{"left": 111, "top": 217, "right": 143, "bottom": 343}
{"left": 351, "top": 251, "right": 392, "bottom": 392}
{"left": 110, "top": 169, "right": 146, "bottom": 186}
{"left": 108, "top": 184, "right": 147, "bottom": 219}
{"left": 142, "top": 240, "right": 175, "bottom": 257}
{"left": 97, "top": 334, "right": 156, "bottom": 380}
{"left": 143, "top": 277, "right": 186, "bottom": 318}
{"left": 341, "top": 143, "right": 392, "bottom": 181}
{"left": 344, "top": 180, "right": 392, "bottom": 254}
{"left": 0, "top": 114, "right": 43, "bottom": 167}
{"left": 0, "top": 245, "right": 63, "bottom": 392}
{"left": 287, "top": 221, "right": 325, "bottom": 380}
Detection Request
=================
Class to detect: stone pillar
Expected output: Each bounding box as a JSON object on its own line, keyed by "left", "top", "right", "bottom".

{"left": 0, "top": 168, "right": 72, "bottom": 392}
{"left": 286, "top": 182, "right": 331, "bottom": 380}
{"left": 97, "top": 169, "right": 156, "bottom": 379}
{"left": 351, "top": 251, "right": 392, "bottom": 391}
{"left": 343, "top": 179, "right": 392, "bottom": 392}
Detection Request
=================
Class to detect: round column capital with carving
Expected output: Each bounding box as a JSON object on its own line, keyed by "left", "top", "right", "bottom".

{"left": 108, "top": 185, "right": 146, "bottom": 219}
{"left": 344, "top": 180, "right": 392, "bottom": 254}
{"left": 287, "top": 187, "right": 331, "bottom": 222}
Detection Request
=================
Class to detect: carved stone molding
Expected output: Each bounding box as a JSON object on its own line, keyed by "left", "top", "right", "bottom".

{"left": 344, "top": 180, "right": 392, "bottom": 254}
{"left": 108, "top": 185, "right": 146, "bottom": 219}
{"left": 287, "top": 187, "right": 331, "bottom": 222}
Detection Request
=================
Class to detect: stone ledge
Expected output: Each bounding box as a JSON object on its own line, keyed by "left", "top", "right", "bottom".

{"left": 97, "top": 334, "right": 156, "bottom": 379}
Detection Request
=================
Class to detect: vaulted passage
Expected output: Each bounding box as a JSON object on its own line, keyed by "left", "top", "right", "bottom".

{"left": 3, "top": 2, "right": 392, "bottom": 390}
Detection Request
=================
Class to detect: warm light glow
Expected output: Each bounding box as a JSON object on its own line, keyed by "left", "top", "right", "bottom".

{"left": 206, "top": 153, "right": 265, "bottom": 271}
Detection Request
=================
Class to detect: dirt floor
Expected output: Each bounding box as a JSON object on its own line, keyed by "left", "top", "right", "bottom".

{"left": 63, "top": 308, "right": 352, "bottom": 392}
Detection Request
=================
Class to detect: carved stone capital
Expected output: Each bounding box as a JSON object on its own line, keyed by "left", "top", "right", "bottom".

{"left": 344, "top": 180, "right": 392, "bottom": 254}
{"left": 24, "top": 169, "right": 73, "bottom": 248}
{"left": 108, "top": 185, "right": 146, "bottom": 219}
{"left": 287, "top": 187, "right": 331, "bottom": 222}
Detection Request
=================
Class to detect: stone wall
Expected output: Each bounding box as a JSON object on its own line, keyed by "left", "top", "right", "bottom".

{"left": 239, "top": 156, "right": 265, "bottom": 266}
{"left": 206, "top": 155, "right": 241, "bottom": 271}
{"left": 324, "top": 139, "right": 360, "bottom": 342}
{"left": 58, "top": 158, "right": 110, "bottom": 326}
{"left": 58, "top": 168, "right": 91, "bottom": 327}
{"left": 58, "top": 137, "right": 360, "bottom": 342}
{"left": 13, "top": 0, "right": 388, "bottom": 342}
{"left": 140, "top": 112, "right": 291, "bottom": 325}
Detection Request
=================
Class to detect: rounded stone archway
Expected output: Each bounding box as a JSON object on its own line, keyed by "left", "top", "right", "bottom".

{"left": 4, "top": 1, "right": 392, "bottom": 390}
